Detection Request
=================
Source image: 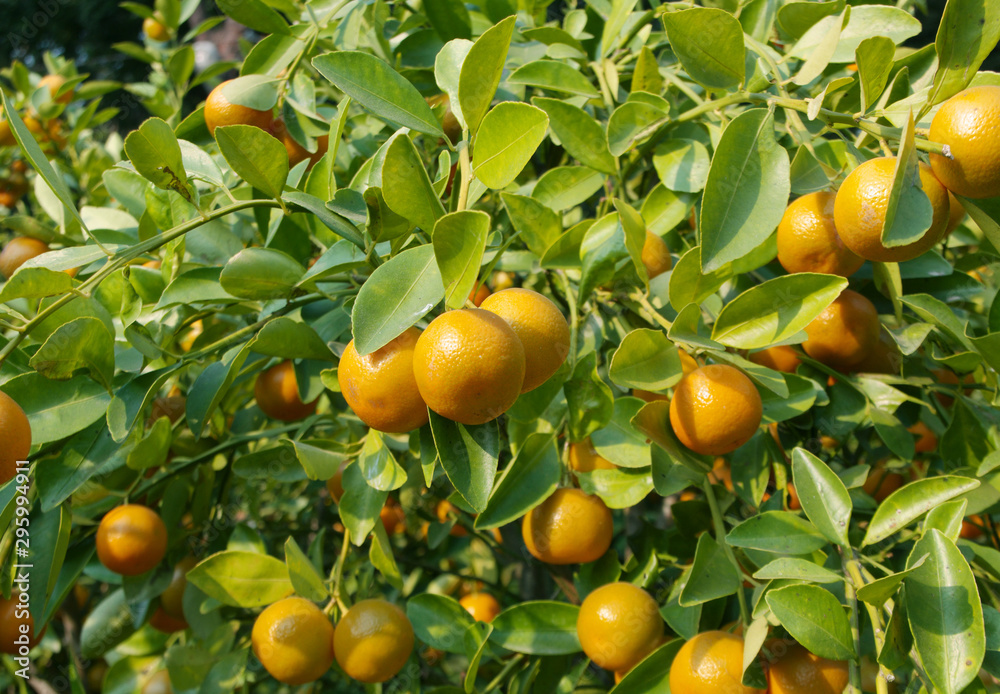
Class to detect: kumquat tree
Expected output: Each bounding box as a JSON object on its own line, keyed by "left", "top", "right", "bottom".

{"left": 2, "top": 0, "right": 1000, "bottom": 692}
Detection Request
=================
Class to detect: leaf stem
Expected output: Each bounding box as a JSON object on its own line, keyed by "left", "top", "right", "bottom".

{"left": 702, "top": 476, "right": 750, "bottom": 627}
{"left": 484, "top": 653, "right": 525, "bottom": 692}
{"left": 845, "top": 555, "right": 893, "bottom": 694}
{"left": 840, "top": 549, "right": 864, "bottom": 694}
{"left": 329, "top": 527, "right": 352, "bottom": 614}
{"left": 457, "top": 137, "right": 472, "bottom": 211}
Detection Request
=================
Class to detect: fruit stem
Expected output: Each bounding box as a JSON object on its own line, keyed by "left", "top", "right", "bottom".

{"left": 329, "top": 527, "right": 352, "bottom": 614}
{"left": 840, "top": 548, "right": 864, "bottom": 694}
{"left": 701, "top": 476, "right": 751, "bottom": 627}
{"left": 457, "top": 137, "right": 471, "bottom": 211}
{"left": 557, "top": 272, "right": 578, "bottom": 373}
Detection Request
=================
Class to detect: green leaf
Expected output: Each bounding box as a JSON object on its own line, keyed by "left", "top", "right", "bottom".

{"left": 381, "top": 132, "right": 446, "bottom": 231}
{"left": 777, "top": 0, "right": 844, "bottom": 40}
{"left": 532, "top": 167, "right": 606, "bottom": 211}
{"left": 27, "top": 503, "right": 71, "bottom": 628}
{"left": 700, "top": 109, "right": 790, "bottom": 272}
{"left": 459, "top": 16, "right": 515, "bottom": 136}
{"left": 429, "top": 412, "right": 499, "bottom": 513}
{"left": 424, "top": 0, "right": 472, "bottom": 41}
{"left": 856, "top": 554, "right": 928, "bottom": 606}
{"left": 501, "top": 193, "right": 562, "bottom": 257}
{"left": 253, "top": 317, "right": 336, "bottom": 361}
{"left": 578, "top": 213, "right": 627, "bottom": 302}
{"left": 286, "top": 441, "right": 346, "bottom": 481}
{"left": 882, "top": 111, "right": 934, "bottom": 248}
{"left": 924, "top": 500, "right": 967, "bottom": 541}
{"left": 591, "top": 397, "right": 652, "bottom": 469}
{"left": 124, "top": 117, "right": 193, "bottom": 201}
{"left": 711, "top": 274, "right": 847, "bottom": 349}
{"left": 214, "top": 124, "right": 288, "bottom": 199}
{"left": 926, "top": 0, "right": 1000, "bottom": 106}
{"left": 633, "top": 400, "right": 712, "bottom": 475}
{"left": 473, "top": 103, "right": 548, "bottom": 190}
{"left": 668, "top": 247, "right": 732, "bottom": 313}
{"left": 576, "top": 466, "right": 653, "bottom": 510}
{"left": 313, "top": 51, "right": 442, "bottom": 137}
{"left": 791, "top": 447, "right": 852, "bottom": 547}
{"left": 284, "top": 538, "right": 328, "bottom": 602}
{"left": 662, "top": 8, "right": 746, "bottom": 89}
{"left": 351, "top": 244, "right": 443, "bottom": 355}
{"left": 609, "top": 329, "right": 683, "bottom": 392}
{"left": 862, "top": 476, "right": 981, "bottom": 547}
{"left": 187, "top": 343, "right": 253, "bottom": 439}
{"left": 653, "top": 139, "right": 710, "bottom": 194}
{"left": 760, "top": 373, "right": 821, "bottom": 424}
{"left": 565, "top": 351, "right": 614, "bottom": 441}
{"left": 533, "top": 97, "right": 616, "bottom": 175}
{"left": 433, "top": 210, "right": 490, "bottom": 309}
{"left": 679, "top": 533, "right": 741, "bottom": 606}
{"left": 766, "top": 584, "right": 855, "bottom": 661}
{"left": 856, "top": 36, "right": 895, "bottom": 112}
{"left": 602, "top": 0, "right": 640, "bottom": 56}
{"left": 792, "top": 7, "right": 847, "bottom": 86}
{"left": 791, "top": 5, "right": 921, "bottom": 63}
{"left": 220, "top": 248, "right": 305, "bottom": 300}
{"left": 80, "top": 590, "right": 135, "bottom": 658}
{"left": 610, "top": 639, "right": 684, "bottom": 693}
{"left": 339, "top": 462, "right": 388, "bottom": 546}
{"left": 407, "top": 593, "right": 476, "bottom": 653}
{"left": 490, "top": 602, "right": 581, "bottom": 655}
{"left": 905, "top": 529, "right": 985, "bottom": 694}
{"left": 216, "top": 0, "right": 289, "bottom": 34}
{"left": 0, "top": 266, "right": 74, "bottom": 303}
{"left": 284, "top": 190, "right": 365, "bottom": 249}
{"left": 753, "top": 558, "right": 843, "bottom": 584}
{"left": 186, "top": 551, "right": 294, "bottom": 607}
{"left": 727, "top": 511, "right": 829, "bottom": 554}
{"left": 476, "top": 432, "right": 560, "bottom": 530}
{"left": 126, "top": 416, "right": 171, "bottom": 470}
{"left": 607, "top": 101, "right": 667, "bottom": 158}
{"left": 370, "top": 519, "right": 403, "bottom": 589}
{"left": 1, "top": 373, "right": 111, "bottom": 445}
{"left": 358, "top": 430, "right": 407, "bottom": 491}
{"left": 155, "top": 267, "right": 236, "bottom": 309}
{"left": 29, "top": 317, "right": 115, "bottom": 389}
{"left": 508, "top": 60, "right": 600, "bottom": 97}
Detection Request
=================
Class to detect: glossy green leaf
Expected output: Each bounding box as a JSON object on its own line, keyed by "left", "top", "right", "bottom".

{"left": 576, "top": 466, "right": 653, "bottom": 510}
{"left": 352, "top": 244, "right": 444, "bottom": 355}
{"left": 214, "top": 124, "right": 288, "bottom": 199}
{"left": 856, "top": 36, "right": 895, "bottom": 112}
{"left": 607, "top": 101, "right": 667, "bottom": 157}
{"left": 124, "top": 117, "right": 192, "bottom": 200}
{"left": 753, "top": 557, "right": 843, "bottom": 584}
{"left": 476, "top": 432, "right": 560, "bottom": 530}
{"left": 727, "top": 511, "right": 829, "bottom": 554}
{"left": 253, "top": 317, "right": 335, "bottom": 361}
{"left": 591, "top": 397, "right": 652, "bottom": 468}
{"left": 80, "top": 590, "right": 135, "bottom": 658}
{"left": 926, "top": 0, "right": 1000, "bottom": 106}
{"left": 217, "top": 0, "right": 289, "bottom": 33}
{"left": 863, "top": 476, "right": 981, "bottom": 547}
{"left": 313, "top": 51, "right": 442, "bottom": 137}
{"left": 653, "top": 139, "right": 710, "bottom": 193}
{"left": 0, "top": 373, "right": 111, "bottom": 445}
{"left": 284, "top": 538, "right": 328, "bottom": 601}
{"left": 578, "top": 213, "right": 627, "bottom": 302}
{"left": 533, "top": 97, "right": 616, "bottom": 175}
{"left": 459, "top": 16, "right": 515, "bottom": 136}
{"left": 220, "top": 248, "right": 305, "bottom": 300}
{"left": 186, "top": 551, "right": 294, "bottom": 607}
{"left": 433, "top": 210, "right": 490, "bottom": 309}
{"left": 791, "top": 447, "right": 852, "bottom": 547}
{"left": 407, "top": 593, "right": 476, "bottom": 654}
{"left": 381, "top": 132, "right": 446, "bottom": 231}
{"left": 532, "top": 167, "right": 606, "bottom": 211}
{"left": 679, "top": 533, "right": 741, "bottom": 606}
{"left": 662, "top": 8, "right": 746, "bottom": 89}
{"left": 766, "top": 584, "right": 855, "bottom": 660}
{"left": 339, "top": 462, "right": 389, "bottom": 546}
{"left": 905, "top": 529, "right": 985, "bottom": 694}
{"left": 609, "top": 329, "right": 684, "bottom": 391}
{"left": 370, "top": 519, "right": 403, "bottom": 589}
{"left": 359, "top": 430, "right": 407, "bottom": 491}
{"left": 187, "top": 343, "right": 254, "bottom": 439}
{"left": 429, "top": 412, "right": 499, "bottom": 513}
{"left": 501, "top": 193, "right": 562, "bottom": 257}
{"left": 490, "top": 602, "right": 581, "bottom": 655}
{"left": 29, "top": 317, "right": 114, "bottom": 389}
{"left": 791, "top": 5, "right": 921, "bottom": 63}
{"left": 925, "top": 499, "right": 968, "bottom": 541}
{"left": 508, "top": 60, "right": 600, "bottom": 97}
{"left": 668, "top": 247, "right": 732, "bottom": 313}
{"left": 424, "top": 0, "right": 472, "bottom": 41}
{"left": 700, "top": 109, "right": 790, "bottom": 272}
{"left": 711, "top": 274, "right": 847, "bottom": 349}
{"left": 856, "top": 554, "right": 928, "bottom": 606}
{"left": 882, "top": 111, "right": 934, "bottom": 248}
{"left": 473, "top": 102, "right": 549, "bottom": 189}
{"left": 565, "top": 351, "right": 615, "bottom": 441}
